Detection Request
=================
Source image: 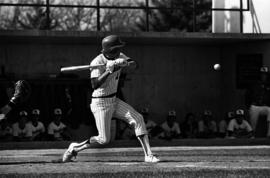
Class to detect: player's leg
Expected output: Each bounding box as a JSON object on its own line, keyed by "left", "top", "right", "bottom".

{"left": 74, "top": 105, "right": 115, "bottom": 152}
{"left": 62, "top": 100, "right": 114, "bottom": 162}
{"left": 113, "top": 98, "right": 160, "bottom": 162}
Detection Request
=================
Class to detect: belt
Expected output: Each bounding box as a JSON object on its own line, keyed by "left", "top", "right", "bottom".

{"left": 92, "top": 93, "right": 117, "bottom": 99}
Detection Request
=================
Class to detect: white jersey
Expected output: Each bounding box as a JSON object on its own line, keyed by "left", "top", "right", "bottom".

{"left": 12, "top": 122, "right": 32, "bottom": 137}
{"left": 29, "top": 121, "right": 45, "bottom": 137}
{"left": 90, "top": 53, "right": 130, "bottom": 97}
{"left": 47, "top": 122, "right": 66, "bottom": 138}
{"left": 227, "top": 119, "right": 252, "bottom": 132}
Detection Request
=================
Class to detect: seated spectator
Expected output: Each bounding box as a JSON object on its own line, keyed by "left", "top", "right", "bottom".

{"left": 29, "top": 109, "right": 45, "bottom": 141}
{"left": 227, "top": 109, "right": 253, "bottom": 139}
{"left": 218, "top": 111, "right": 234, "bottom": 138}
{"left": 158, "top": 110, "right": 181, "bottom": 140}
{"left": 12, "top": 111, "right": 32, "bottom": 141}
{"left": 0, "top": 119, "right": 13, "bottom": 142}
{"left": 141, "top": 108, "right": 157, "bottom": 138}
{"left": 47, "top": 108, "right": 71, "bottom": 141}
{"left": 181, "top": 112, "right": 198, "bottom": 138}
{"left": 197, "top": 110, "right": 217, "bottom": 138}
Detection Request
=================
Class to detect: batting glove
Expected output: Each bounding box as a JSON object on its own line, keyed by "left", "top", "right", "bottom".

{"left": 115, "top": 58, "right": 128, "bottom": 67}
{"left": 106, "top": 60, "right": 116, "bottom": 73}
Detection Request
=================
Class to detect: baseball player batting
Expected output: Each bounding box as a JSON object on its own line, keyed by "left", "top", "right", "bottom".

{"left": 62, "top": 35, "right": 160, "bottom": 163}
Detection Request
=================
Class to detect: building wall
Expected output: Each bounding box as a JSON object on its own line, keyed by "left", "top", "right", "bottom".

{"left": 212, "top": 0, "right": 270, "bottom": 33}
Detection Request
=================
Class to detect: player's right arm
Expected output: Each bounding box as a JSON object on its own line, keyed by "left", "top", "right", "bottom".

{"left": 90, "top": 57, "right": 114, "bottom": 90}
{"left": 91, "top": 70, "right": 111, "bottom": 90}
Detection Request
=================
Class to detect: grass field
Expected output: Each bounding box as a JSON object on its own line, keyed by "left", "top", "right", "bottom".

{"left": 0, "top": 140, "right": 270, "bottom": 178}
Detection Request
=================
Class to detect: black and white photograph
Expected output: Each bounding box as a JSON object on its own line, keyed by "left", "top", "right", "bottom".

{"left": 0, "top": 0, "right": 270, "bottom": 177}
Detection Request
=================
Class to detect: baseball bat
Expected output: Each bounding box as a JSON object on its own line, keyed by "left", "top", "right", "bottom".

{"left": 61, "top": 61, "right": 135, "bottom": 73}
{"left": 60, "top": 64, "right": 104, "bottom": 72}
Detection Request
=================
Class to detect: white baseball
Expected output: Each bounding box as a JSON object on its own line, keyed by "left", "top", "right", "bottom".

{"left": 214, "top": 63, "right": 221, "bottom": 71}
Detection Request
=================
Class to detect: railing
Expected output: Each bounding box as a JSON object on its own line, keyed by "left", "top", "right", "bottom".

{"left": 0, "top": 0, "right": 250, "bottom": 33}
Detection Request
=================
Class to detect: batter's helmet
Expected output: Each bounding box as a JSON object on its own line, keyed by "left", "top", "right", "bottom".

{"left": 101, "top": 35, "right": 125, "bottom": 53}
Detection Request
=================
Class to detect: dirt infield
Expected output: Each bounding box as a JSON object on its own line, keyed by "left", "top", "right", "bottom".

{"left": 0, "top": 145, "right": 270, "bottom": 178}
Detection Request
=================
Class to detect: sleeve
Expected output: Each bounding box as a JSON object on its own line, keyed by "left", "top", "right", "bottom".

{"left": 47, "top": 123, "right": 54, "bottom": 135}
{"left": 227, "top": 120, "right": 235, "bottom": 131}
{"left": 244, "top": 121, "right": 253, "bottom": 132}
{"left": 12, "top": 124, "right": 18, "bottom": 137}
{"left": 90, "top": 56, "right": 104, "bottom": 79}
{"left": 91, "top": 68, "right": 102, "bottom": 79}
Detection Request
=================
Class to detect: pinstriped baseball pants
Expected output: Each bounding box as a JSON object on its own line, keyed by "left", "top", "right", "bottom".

{"left": 90, "top": 97, "right": 147, "bottom": 144}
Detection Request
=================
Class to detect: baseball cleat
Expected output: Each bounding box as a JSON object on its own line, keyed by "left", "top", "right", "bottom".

{"left": 62, "top": 143, "right": 78, "bottom": 163}
{"left": 145, "top": 154, "right": 160, "bottom": 163}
